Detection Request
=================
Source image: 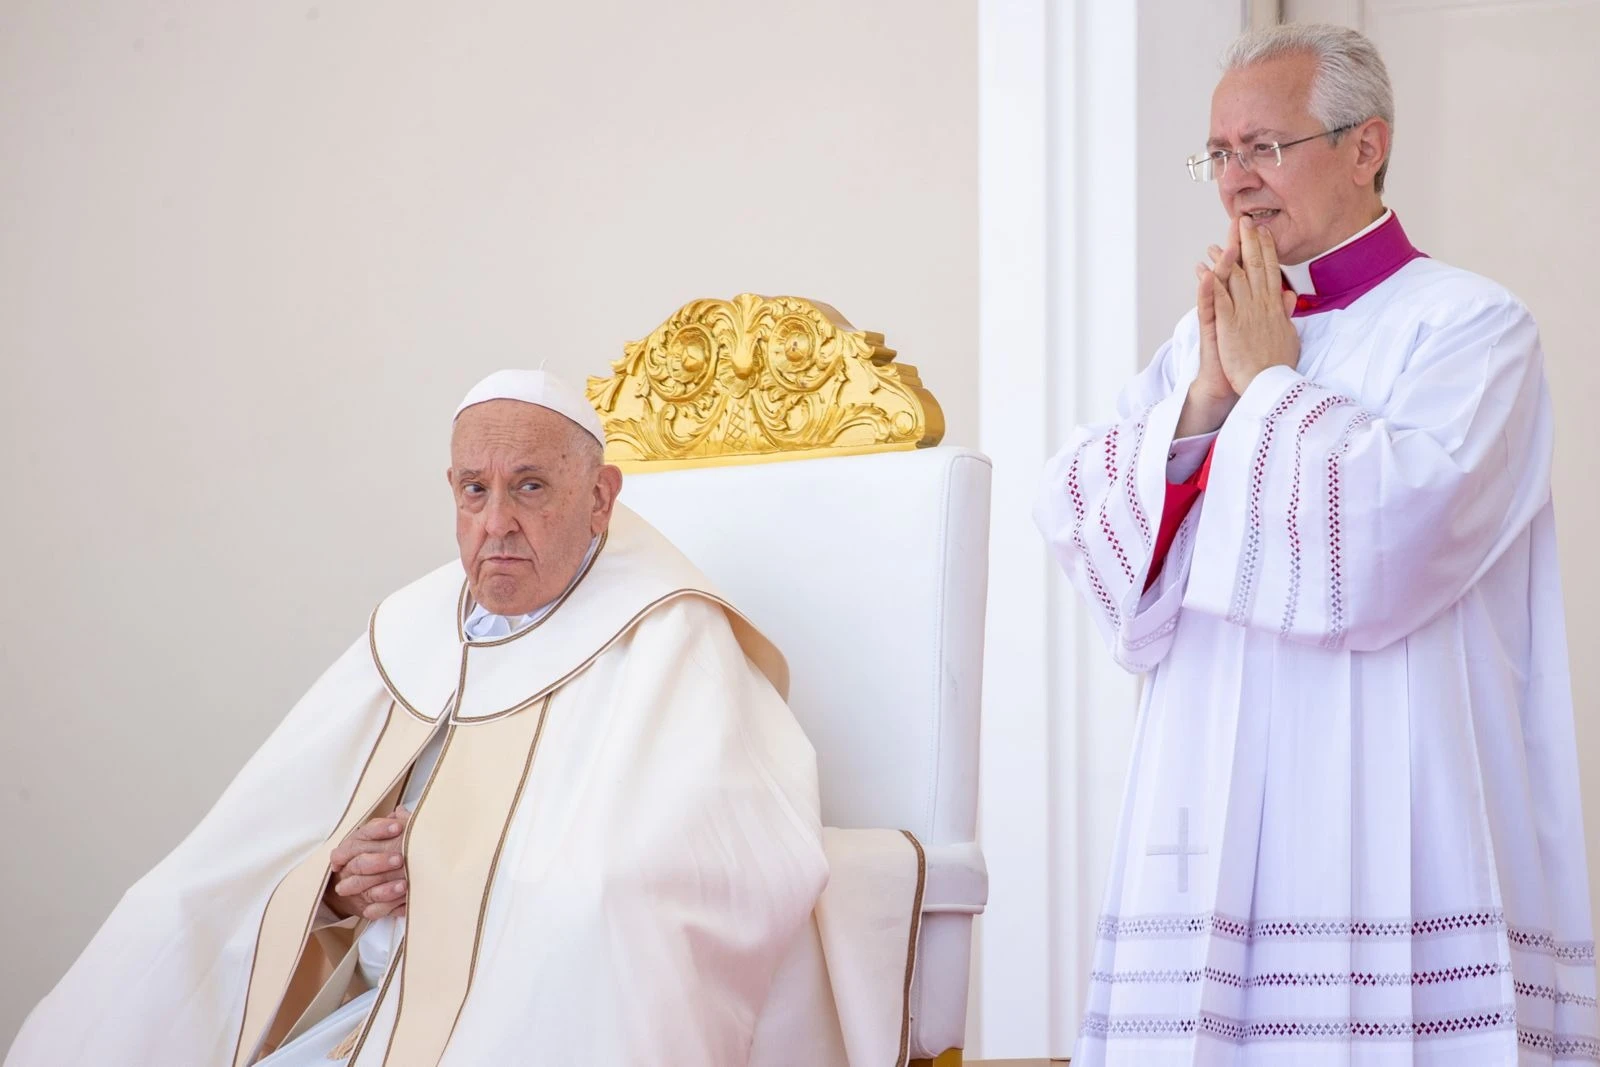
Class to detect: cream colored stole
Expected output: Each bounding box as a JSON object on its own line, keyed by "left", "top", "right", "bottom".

{"left": 232, "top": 690, "right": 552, "bottom": 1067}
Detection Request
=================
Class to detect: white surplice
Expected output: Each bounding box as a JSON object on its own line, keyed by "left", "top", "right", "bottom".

{"left": 1037, "top": 256, "right": 1600, "bottom": 1064}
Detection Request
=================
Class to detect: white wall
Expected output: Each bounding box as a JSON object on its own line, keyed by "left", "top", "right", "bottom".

{"left": 0, "top": 0, "right": 976, "bottom": 1046}
{"left": 1138, "top": 1, "right": 1260, "bottom": 361}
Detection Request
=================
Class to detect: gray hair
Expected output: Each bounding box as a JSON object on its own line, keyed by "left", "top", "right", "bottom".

{"left": 574, "top": 426, "right": 605, "bottom": 469}
{"left": 1221, "top": 23, "right": 1394, "bottom": 194}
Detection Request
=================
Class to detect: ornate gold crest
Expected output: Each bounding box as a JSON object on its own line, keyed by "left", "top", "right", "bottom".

{"left": 586, "top": 294, "right": 944, "bottom": 469}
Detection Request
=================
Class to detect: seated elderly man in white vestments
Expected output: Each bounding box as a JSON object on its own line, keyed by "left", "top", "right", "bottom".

{"left": 1037, "top": 23, "right": 1599, "bottom": 1067}
{"left": 6, "top": 370, "right": 879, "bottom": 1066}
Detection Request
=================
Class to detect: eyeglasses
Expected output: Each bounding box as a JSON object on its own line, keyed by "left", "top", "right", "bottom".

{"left": 1186, "top": 123, "right": 1358, "bottom": 182}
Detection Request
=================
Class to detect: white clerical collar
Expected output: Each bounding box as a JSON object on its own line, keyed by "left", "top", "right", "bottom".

{"left": 461, "top": 536, "right": 601, "bottom": 642}
{"left": 1279, "top": 208, "right": 1392, "bottom": 296}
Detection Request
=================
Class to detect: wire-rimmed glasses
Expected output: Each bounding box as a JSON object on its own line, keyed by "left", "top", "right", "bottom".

{"left": 1186, "top": 123, "right": 1358, "bottom": 182}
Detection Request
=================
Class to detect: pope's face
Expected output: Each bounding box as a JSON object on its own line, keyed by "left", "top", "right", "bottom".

{"left": 1208, "top": 52, "right": 1385, "bottom": 266}
{"left": 448, "top": 401, "right": 621, "bottom": 618}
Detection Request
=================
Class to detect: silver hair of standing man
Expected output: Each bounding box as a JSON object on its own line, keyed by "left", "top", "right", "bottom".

{"left": 1221, "top": 23, "right": 1395, "bottom": 194}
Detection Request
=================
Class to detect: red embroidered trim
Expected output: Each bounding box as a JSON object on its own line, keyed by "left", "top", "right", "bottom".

{"left": 1102, "top": 430, "right": 1136, "bottom": 583}
{"left": 1323, "top": 408, "right": 1373, "bottom": 649}
{"left": 1509, "top": 928, "right": 1600, "bottom": 962}
{"left": 1090, "top": 962, "right": 1511, "bottom": 990}
{"left": 1519, "top": 1028, "right": 1600, "bottom": 1060}
{"left": 1124, "top": 412, "right": 1153, "bottom": 550}
{"left": 1095, "top": 910, "right": 1513, "bottom": 941}
{"left": 1516, "top": 981, "right": 1600, "bottom": 1009}
{"left": 1212, "top": 1008, "right": 1514, "bottom": 1041}
{"left": 1283, "top": 394, "right": 1353, "bottom": 637}
{"left": 1079, "top": 1009, "right": 1525, "bottom": 1044}
{"left": 1228, "top": 383, "right": 1308, "bottom": 624}
{"left": 1066, "top": 440, "right": 1121, "bottom": 627}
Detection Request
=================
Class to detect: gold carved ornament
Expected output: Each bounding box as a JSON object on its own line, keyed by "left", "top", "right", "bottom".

{"left": 585, "top": 294, "right": 944, "bottom": 470}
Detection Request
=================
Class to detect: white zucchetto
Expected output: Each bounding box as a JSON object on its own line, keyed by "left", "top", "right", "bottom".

{"left": 453, "top": 369, "right": 606, "bottom": 447}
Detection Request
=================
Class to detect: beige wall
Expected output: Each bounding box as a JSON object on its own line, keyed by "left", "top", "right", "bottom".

{"left": 1137, "top": 0, "right": 1251, "bottom": 361}
{"left": 0, "top": 0, "right": 976, "bottom": 1044}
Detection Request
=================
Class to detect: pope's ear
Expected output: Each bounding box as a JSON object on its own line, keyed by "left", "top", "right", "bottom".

{"left": 592, "top": 466, "right": 623, "bottom": 531}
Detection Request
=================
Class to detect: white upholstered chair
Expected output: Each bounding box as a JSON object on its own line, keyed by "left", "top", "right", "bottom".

{"left": 591, "top": 295, "right": 990, "bottom": 1065}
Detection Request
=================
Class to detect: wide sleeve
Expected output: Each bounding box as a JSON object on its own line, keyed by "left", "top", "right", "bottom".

{"left": 446, "top": 596, "right": 829, "bottom": 1067}
{"left": 1034, "top": 331, "right": 1200, "bottom": 672}
{"left": 1183, "top": 294, "right": 1551, "bottom": 651}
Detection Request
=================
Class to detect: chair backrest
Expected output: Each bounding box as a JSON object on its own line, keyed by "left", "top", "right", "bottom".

{"left": 619, "top": 445, "right": 990, "bottom": 846}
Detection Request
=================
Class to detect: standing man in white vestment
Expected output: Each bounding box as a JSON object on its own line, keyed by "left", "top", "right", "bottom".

{"left": 6, "top": 370, "right": 832, "bottom": 1066}
{"left": 1036, "top": 24, "right": 1599, "bottom": 1066}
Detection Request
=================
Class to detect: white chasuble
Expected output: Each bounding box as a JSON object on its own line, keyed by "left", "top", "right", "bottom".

{"left": 1038, "top": 244, "right": 1599, "bottom": 1065}
{"left": 9, "top": 506, "right": 892, "bottom": 1066}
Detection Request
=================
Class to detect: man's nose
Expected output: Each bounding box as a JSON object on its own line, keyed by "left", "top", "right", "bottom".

{"left": 483, "top": 492, "right": 518, "bottom": 537}
{"left": 1219, "top": 154, "right": 1262, "bottom": 199}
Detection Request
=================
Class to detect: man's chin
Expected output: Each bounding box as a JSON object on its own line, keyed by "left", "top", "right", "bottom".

{"left": 472, "top": 574, "right": 541, "bottom": 616}
{"left": 1262, "top": 220, "right": 1311, "bottom": 264}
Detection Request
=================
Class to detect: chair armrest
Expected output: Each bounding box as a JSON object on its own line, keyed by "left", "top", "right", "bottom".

{"left": 920, "top": 840, "right": 987, "bottom": 915}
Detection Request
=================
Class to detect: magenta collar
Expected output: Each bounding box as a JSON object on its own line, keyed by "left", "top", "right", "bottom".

{"left": 1289, "top": 213, "right": 1426, "bottom": 316}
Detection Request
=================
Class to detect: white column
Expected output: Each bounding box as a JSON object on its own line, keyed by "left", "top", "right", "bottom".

{"left": 975, "top": 0, "right": 1243, "bottom": 1057}
{"left": 974, "top": 0, "right": 1053, "bottom": 1055}
{"left": 976, "top": 0, "right": 1137, "bottom": 1057}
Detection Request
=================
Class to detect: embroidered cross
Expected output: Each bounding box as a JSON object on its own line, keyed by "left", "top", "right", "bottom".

{"left": 1147, "top": 807, "right": 1206, "bottom": 894}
